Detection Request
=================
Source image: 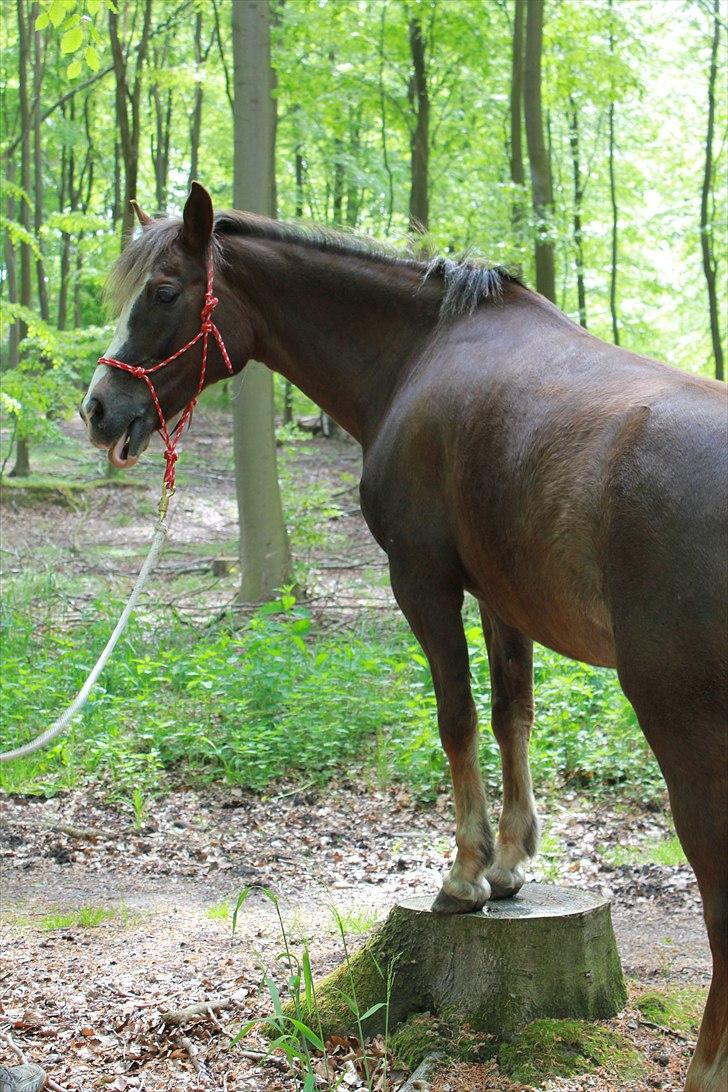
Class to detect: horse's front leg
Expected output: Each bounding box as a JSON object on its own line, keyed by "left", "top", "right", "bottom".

{"left": 389, "top": 561, "right": 494, "bottom": 913}
{"left": 480, "top": 609, "right": 538, "bottom": 899}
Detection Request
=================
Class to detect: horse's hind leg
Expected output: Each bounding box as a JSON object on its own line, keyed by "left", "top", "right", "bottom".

{"left": 620, "top": 677, "right": 727, "bottom": 1092}
{"left": 389, "top": 561, "right": 494, "bottom": 913}
{"left": 480, "top": 609, "right": 538, "bottom": 899}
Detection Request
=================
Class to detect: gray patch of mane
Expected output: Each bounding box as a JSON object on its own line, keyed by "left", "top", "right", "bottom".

{"left": 105, "top": 210, "right": 520, "bottom": 322}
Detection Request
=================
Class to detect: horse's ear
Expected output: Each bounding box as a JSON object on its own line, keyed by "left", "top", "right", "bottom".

{"left": 181, "top": 182, "right": 214, "bottom": 254}
{"left": 130, "top": 199, "right": 152, "bottom": 228}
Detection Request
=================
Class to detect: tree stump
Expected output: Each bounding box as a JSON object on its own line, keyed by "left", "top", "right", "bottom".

{"left": 300, "top": 883, "right": 626, "bottom": 1041}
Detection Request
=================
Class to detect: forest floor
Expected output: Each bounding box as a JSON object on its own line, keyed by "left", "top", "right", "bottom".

{"left": 0, "top": 407, "right": 712, "bottom": 1091}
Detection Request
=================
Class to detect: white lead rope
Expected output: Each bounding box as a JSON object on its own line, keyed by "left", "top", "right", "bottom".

{"left": 0, "top": 500, "right": 172, "bottom": 763}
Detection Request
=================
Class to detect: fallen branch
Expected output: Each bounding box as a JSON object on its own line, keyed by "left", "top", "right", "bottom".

{"left": 48, "top": 823, "right": 116, "bottom": 841}
{"left": 161, "top": 997, "right": 234, "bottom": 1025}
{"left": 0, "top": 1032, "right": 68, "bottom": 1092}
{"left": 0, "top": 1031, "right": 26, "bottom": 1063}
{"left": 175, "top": 1031, "right": 206, "bottom": 1078}
{"left": 637, "top": 1019, "right": 697, "bottom": 1046}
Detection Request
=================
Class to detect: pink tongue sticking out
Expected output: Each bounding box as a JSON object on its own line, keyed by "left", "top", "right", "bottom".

{"left": 109, "top": 432, "right": 138, "bottom": 469}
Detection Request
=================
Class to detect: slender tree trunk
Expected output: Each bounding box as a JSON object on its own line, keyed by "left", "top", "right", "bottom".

{"left": 510, "top": 0, "right": 526, "bottom": 235}
{"left": 283, "top": 139, "right": 306, "bottom": 426}
{"left": 73, "top": 97, "right": 95, "bottom": 329}
{"left": 188, "top": 12, "right": 204, "bottom": 189}
{"left": 700, "top": 0, "right": 724, "bottom": 380}
{"left": 345, "top": 106, "right": 363, "bottom": 228}
{"left": 11, "top": 0, "right": 33, "bottom": 477}
{"left": 332, "top": 138, "right": 344, "bottom": 226}
{"left": 3, "top": 159, "right": 19, "bottom": 362}
{"left": 231, "top": 0, "right": 291, "bottom": 602}
{"left": 32, "top": 10, "right": 49, "bottom": 322}
{"left": 568, "top": 98, "right": 587, "bottom": 328}
{"left": 109, "top": 0, "right": 153, "bottom": 248}
{"left": 607, "top": 0, "right": 619, "bottom": 345}
{"left": 523, "top": 0, "right": 555, "bottom": 302}
{"left": 408, "top": 16, "right": 429, "bottom": 235}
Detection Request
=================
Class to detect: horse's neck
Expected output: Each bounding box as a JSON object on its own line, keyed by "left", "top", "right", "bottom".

{"left": 224, "top": 237, "right": 439, "bottom": 442}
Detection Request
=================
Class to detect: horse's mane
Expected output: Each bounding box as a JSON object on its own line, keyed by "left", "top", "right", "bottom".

{"left": 106, "top": 210, "right": 521, "bottom": 322}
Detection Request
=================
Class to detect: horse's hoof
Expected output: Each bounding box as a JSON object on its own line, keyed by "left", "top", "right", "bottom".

{"left": 485, "top": 864, "right": 525, "bottom": 900}
{"left": 431, "top": 879, "right": 490, "bottom": 914}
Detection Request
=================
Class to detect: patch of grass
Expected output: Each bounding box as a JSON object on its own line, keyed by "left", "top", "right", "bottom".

{"left": 635, "top": 986, "right": 707, "bottom": 1037}
{"left": 602, "top": 834, "right": 686, "bottom": 869}
{"left": 205, "top": 898, "right": 231, "bottom": 922}
{"left": 37, "top": 905, "right": 122, "bottom": 930}
{"left": 331, "top": 907, "right": 380, "bottom": 936}
{"left": 498, "top": 1018, "right": 644, "bottom": 1085}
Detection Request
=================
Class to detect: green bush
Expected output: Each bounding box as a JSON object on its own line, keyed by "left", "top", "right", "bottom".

{"left": 0, "top": 574, "right": 662, "bottom": 801}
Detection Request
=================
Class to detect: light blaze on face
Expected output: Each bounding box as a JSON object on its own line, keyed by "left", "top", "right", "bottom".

{"left": 81, "top": 290, "right": 146, "bottom": 468}
{"left": 82, "top": 285, "right": 182, "bottom": 470}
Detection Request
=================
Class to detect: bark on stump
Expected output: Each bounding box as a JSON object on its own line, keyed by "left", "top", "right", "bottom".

{"left": 301, "top": 884, "right": 625, "bottom": 1040}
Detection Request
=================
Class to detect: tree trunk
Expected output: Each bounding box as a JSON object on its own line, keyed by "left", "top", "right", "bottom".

{"left": 11, "top": 0, "right": 33, "bottom": 477}
{"left": 345, "top": 106, "right": 363, "bottom": 228}
{"left": 408, "top": 16, "right": 429, "bottom": 235}
{"left": 32, "top": 9, "right": 49, "bottom": 322}
{"left": 188, "top": 11, "right": 204, "bottom": 190}
{"left": 523, "top": 0, "right": 555, "bottom": 302}
{"left": 109, "top": 0, "right": 153, "bottom": 249}
{"left": 568, "top": 98, "right": 587, "bottom": 329}
{"left": 510, "top": 0, "right": 526, "bottom": 235}
{"left": 231, "top": 0, "right": 291, "bottom": 602}
{"left": 607, "top": 0, "right": 619, "bottom": 345}
{"left": 700, "top": 0, "right": 724, "bottom": 381}
{"left": 289, "top": 886, "right": 626, "bottom": 1041}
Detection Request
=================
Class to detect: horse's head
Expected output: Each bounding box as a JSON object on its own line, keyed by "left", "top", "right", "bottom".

{"left": 81, "top": 183, "right": 246, "bottom": 468}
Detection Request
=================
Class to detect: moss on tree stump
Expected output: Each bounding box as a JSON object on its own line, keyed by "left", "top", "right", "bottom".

{"left": 292, "top": 883, "right": 626, "bottom": 1041}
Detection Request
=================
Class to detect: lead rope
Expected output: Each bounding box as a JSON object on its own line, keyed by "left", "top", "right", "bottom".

{"left": 0, "top": 247, "right": 231, "bottom": 762}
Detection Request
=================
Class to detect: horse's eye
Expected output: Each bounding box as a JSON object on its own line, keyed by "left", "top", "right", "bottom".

{"left": 155, "top": 284, "right": 179, "bottom": 304}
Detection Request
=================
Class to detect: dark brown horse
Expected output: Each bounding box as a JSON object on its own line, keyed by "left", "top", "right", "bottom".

{"left": 81, "top": 184, "right": 727, "bottom": 1090}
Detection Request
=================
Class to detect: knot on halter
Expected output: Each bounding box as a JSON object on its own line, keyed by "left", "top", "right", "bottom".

{"left": 131, "top": 366, "right": 146, "bottom": 379}
{"left": 200, "top": 293, "right": 218, "bottom": 332}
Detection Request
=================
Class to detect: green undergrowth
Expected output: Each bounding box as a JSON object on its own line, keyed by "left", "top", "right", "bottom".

{"left": 497, "top": 1018, "right": 644, "bottom": 1085}
{"left": 635, "top": 986, "right": 706, "bottom": 1037}
{"left": 603, "top": 834, "right": 686, "bottom": 869}
{"left": 1, "top": 569, "right": 662, "bottom": 802}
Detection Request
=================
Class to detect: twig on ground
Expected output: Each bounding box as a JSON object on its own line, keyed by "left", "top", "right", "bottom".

{"left": 269, "top": 781, "right": 315, "bottom": 802}
{"left": 637, "top": 1019, "right": 697, "bottom": 1046}
{"left": 0, "top": 1030, "right": 27, "bottom": 1063}
{"left": 47, "top": 823, "right": 116, "bottom": 841}
{"left": 175, "top": 1030, "right": 206, "bottom": 1077}
{"left": 0, "top": 1033, "right": 68, "bottom": 1092}
{"left": 161, "top": 997, "right": 234, "bottom": 1025}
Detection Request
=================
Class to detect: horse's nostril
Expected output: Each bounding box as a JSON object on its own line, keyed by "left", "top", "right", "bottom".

{"left": 83, "top": 396, "right": 103, "bottom": 424}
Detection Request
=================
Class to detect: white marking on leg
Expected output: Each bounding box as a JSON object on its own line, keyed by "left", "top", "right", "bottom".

{"left": 440, "top": 731, "right": 492, "bottom": 906}
{"left": 486, "top": 726, "right": 537, "bottom": 897}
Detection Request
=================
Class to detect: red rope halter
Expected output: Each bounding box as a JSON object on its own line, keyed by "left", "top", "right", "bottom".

{"left": 98, "top": 248, "right": 234, "bottom": 494}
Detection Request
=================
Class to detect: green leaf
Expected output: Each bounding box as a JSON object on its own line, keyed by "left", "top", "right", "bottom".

{"left": 61, "top": 25, "right": 84, "bottom": 53}
{"left": 285, "top": 1016, "right": 325, "bottom": 1051}
{"left": 66, "top": 58, "right": 83, "bottom": 79}
{"left": 231, "top": 886, "right": 251, "bottom": 935}
{"left": 358, "top": 1002, "right": 385, "bottom": 1020}
{"left": 84, "top": 45, "right": 100, "bottom": 71}
{"left": 35, "top": 11, "right": 50, "bottom": 29}
{"left": 86, "top": 0, "right": 101, "bottom": 14}
{"left": 48, "top": 0, "right": 69, "bottom": 28}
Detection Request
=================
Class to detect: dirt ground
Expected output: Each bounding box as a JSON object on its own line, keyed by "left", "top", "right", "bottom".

{"left": 0, "top": 410, "right": 712, "bottom": 1090}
